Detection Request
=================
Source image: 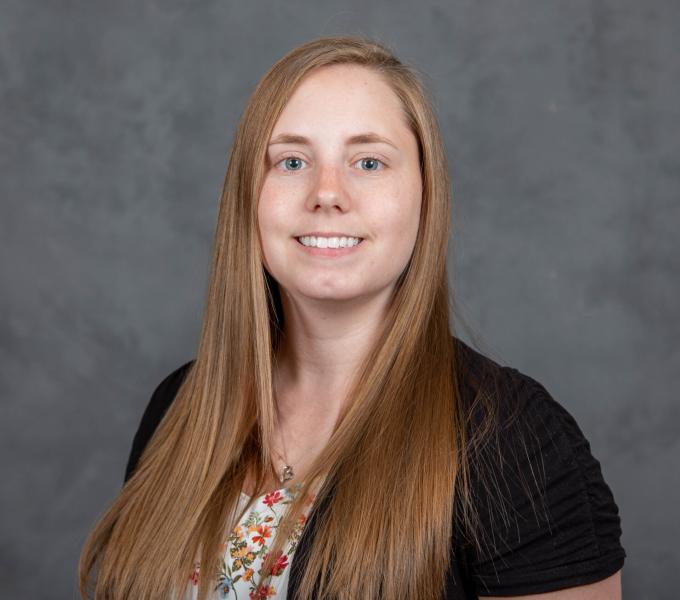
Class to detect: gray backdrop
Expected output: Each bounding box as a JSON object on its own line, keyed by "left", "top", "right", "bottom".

{"left": 1, "top": 1, "right": 677, "bottom": 598}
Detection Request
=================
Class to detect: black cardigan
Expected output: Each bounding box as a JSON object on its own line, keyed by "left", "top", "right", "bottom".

{"left": 123, "top": 337, "right": 625, "bottom": 598}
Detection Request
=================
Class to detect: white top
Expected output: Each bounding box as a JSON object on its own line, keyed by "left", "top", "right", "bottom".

{"left": 182, "top": 482, "right": 319, "bottom": 599}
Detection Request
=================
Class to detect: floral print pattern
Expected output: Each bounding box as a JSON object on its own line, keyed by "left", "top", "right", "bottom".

{"left": 185, "top": 482, "right": 318, "bottom": 599}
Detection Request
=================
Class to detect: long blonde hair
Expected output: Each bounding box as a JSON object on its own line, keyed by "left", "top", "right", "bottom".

{"left": 79, "top": 34, "right": 487, "bottom": 599}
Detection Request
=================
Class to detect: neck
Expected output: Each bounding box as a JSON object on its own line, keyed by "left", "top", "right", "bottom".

{"left": 267, "top": 286, "right": 393, "bottom": 481}
{"left": 274, "top": 286, "right": 392, "bottom": 417}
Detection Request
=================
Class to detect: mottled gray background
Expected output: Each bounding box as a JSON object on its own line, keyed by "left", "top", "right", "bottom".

{"left": 1, "top": 1, "right": 678, "bottom": 598}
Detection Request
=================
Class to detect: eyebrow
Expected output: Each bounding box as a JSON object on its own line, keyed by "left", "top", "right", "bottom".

{"left": 268, "top": 132, "right": 399, "bottom": 150}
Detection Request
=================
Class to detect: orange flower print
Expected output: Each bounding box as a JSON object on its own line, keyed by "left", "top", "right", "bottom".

{"left": 263, "top": 490, "right": 284, "bottom": 507}
{"left": 270, "top": 552, "right": 289, "bottom": 576}
{"left": 249, "top": 584, "right": 276, "bottom": 599}
{"left": 252, "top": 524, "right": 273, "bottom": 547}
{"left": 209, "top": 480, "right": 319, "bottom": 598}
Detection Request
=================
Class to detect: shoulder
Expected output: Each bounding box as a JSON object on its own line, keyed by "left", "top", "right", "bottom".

{"left": 451, "top": 336, "right": 625, "bottom": 596}
{"left": 123, "top": 359, "right": 195, "bottom": 484}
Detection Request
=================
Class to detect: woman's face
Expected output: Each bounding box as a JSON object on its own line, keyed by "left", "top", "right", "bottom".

{"left": 258, "top": 64, "right": 422, "bottom": 305}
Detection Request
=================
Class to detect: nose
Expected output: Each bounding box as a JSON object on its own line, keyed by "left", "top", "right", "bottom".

{"left": 306, "top": 163, "right": 350, "bottom": 212}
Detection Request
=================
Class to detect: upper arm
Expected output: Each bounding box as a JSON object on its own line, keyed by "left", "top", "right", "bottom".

{"left": 460, "top": 368, "right": 625, "bottom": 597}
{"left": 479, "top": 569, "right": 621, "bottom": 599}
{"left": 123, "top": 359, "right": 195, "bottom": 484}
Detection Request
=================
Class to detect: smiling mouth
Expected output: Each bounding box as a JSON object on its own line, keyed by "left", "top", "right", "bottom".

{"left": 295, "top": 236, "right": 364, "bottom": 249}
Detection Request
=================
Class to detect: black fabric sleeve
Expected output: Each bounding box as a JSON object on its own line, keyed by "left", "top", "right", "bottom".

{"left": 460, "top": 366, "right": 625, "bottom": 596}
{"left": 123, "top": 359, "right": 195, "bottom": 485}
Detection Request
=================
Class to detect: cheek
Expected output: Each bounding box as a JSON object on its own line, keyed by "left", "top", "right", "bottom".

{"left": 258, "top": 185, "right": 289, "bottom": 237}
{"left": 402, "top": 176, "right": 423, "bottom": 240}
{"left": 259, "top": 171, "right": 309, "bottom": 208}
{"left": 375, "top": 183, "right": 421, "bottom": 240}
{"left": 257, "top": 179, "right": 276, "bottom": 220}
{"left": 376, "top": 187, "right": 421, "bottom": 268}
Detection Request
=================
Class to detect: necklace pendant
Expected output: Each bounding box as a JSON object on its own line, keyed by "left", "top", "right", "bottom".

{"left": 280, "top": 464, "right": 294, "bottom": 483}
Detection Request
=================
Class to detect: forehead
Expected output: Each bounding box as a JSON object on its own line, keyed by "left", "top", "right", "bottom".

{"left": 270, "top": 64, "right": 410, "bottom": 140}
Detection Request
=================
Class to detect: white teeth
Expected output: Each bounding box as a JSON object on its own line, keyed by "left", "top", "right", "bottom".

{"left": 298, "top": 236, "right": 362, "bottom": 248}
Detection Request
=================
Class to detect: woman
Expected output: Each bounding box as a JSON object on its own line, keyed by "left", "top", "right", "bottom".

{"left": 79, "top": 36, "right": 625, "bottom": 599}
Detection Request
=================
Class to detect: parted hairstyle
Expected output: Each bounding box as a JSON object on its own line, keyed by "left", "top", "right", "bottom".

{"left": 78, "top": 34, "right": 502, "bottom": 599}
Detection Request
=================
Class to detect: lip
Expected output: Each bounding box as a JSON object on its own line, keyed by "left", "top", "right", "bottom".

{"left": 295, "top": 232, "right": 364, "bottom": 239}
{"left": 293, "top": 235, "right": 365, "bottom": 257}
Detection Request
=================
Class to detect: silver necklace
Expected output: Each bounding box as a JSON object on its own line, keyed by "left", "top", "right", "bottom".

{"left": 274, "top": 451, "right": 294, "bottom": 484}
{"left": 273, "top": 407, "right": 294, "bottom": 484}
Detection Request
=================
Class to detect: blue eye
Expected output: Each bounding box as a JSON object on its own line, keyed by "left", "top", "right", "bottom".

{"left": 357, "top": 157, "right": 384, "bottom": 171}
{"left": 275, "top": 155, "right": 386, "bottom": 172}
{"left": 279, "top": 156, "right": 305, "bottom": 171}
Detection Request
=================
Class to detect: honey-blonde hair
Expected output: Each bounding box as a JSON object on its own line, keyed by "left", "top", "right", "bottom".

{"left": 79, "top": 34, "right": 489, "bottom": 599}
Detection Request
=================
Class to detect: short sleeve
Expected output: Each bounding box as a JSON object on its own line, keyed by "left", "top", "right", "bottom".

{"left": 459, "top": 367, "right": 625, "bottom": 596}
{"left": 123, "top": 359, "right": 195, "bottom": 484}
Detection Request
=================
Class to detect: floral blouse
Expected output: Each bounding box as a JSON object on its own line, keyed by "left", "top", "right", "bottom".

{"left": 184, "top": 481, "right": 319, "bottom": 599}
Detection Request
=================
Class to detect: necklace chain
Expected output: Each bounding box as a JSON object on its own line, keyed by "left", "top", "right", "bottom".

{"left": 274, "top": 403, "right": 295, "bottom": 484}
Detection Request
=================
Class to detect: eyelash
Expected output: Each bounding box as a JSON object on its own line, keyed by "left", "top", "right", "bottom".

{"left": 274, "top": 155, "right": 386, "bottom": 173}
